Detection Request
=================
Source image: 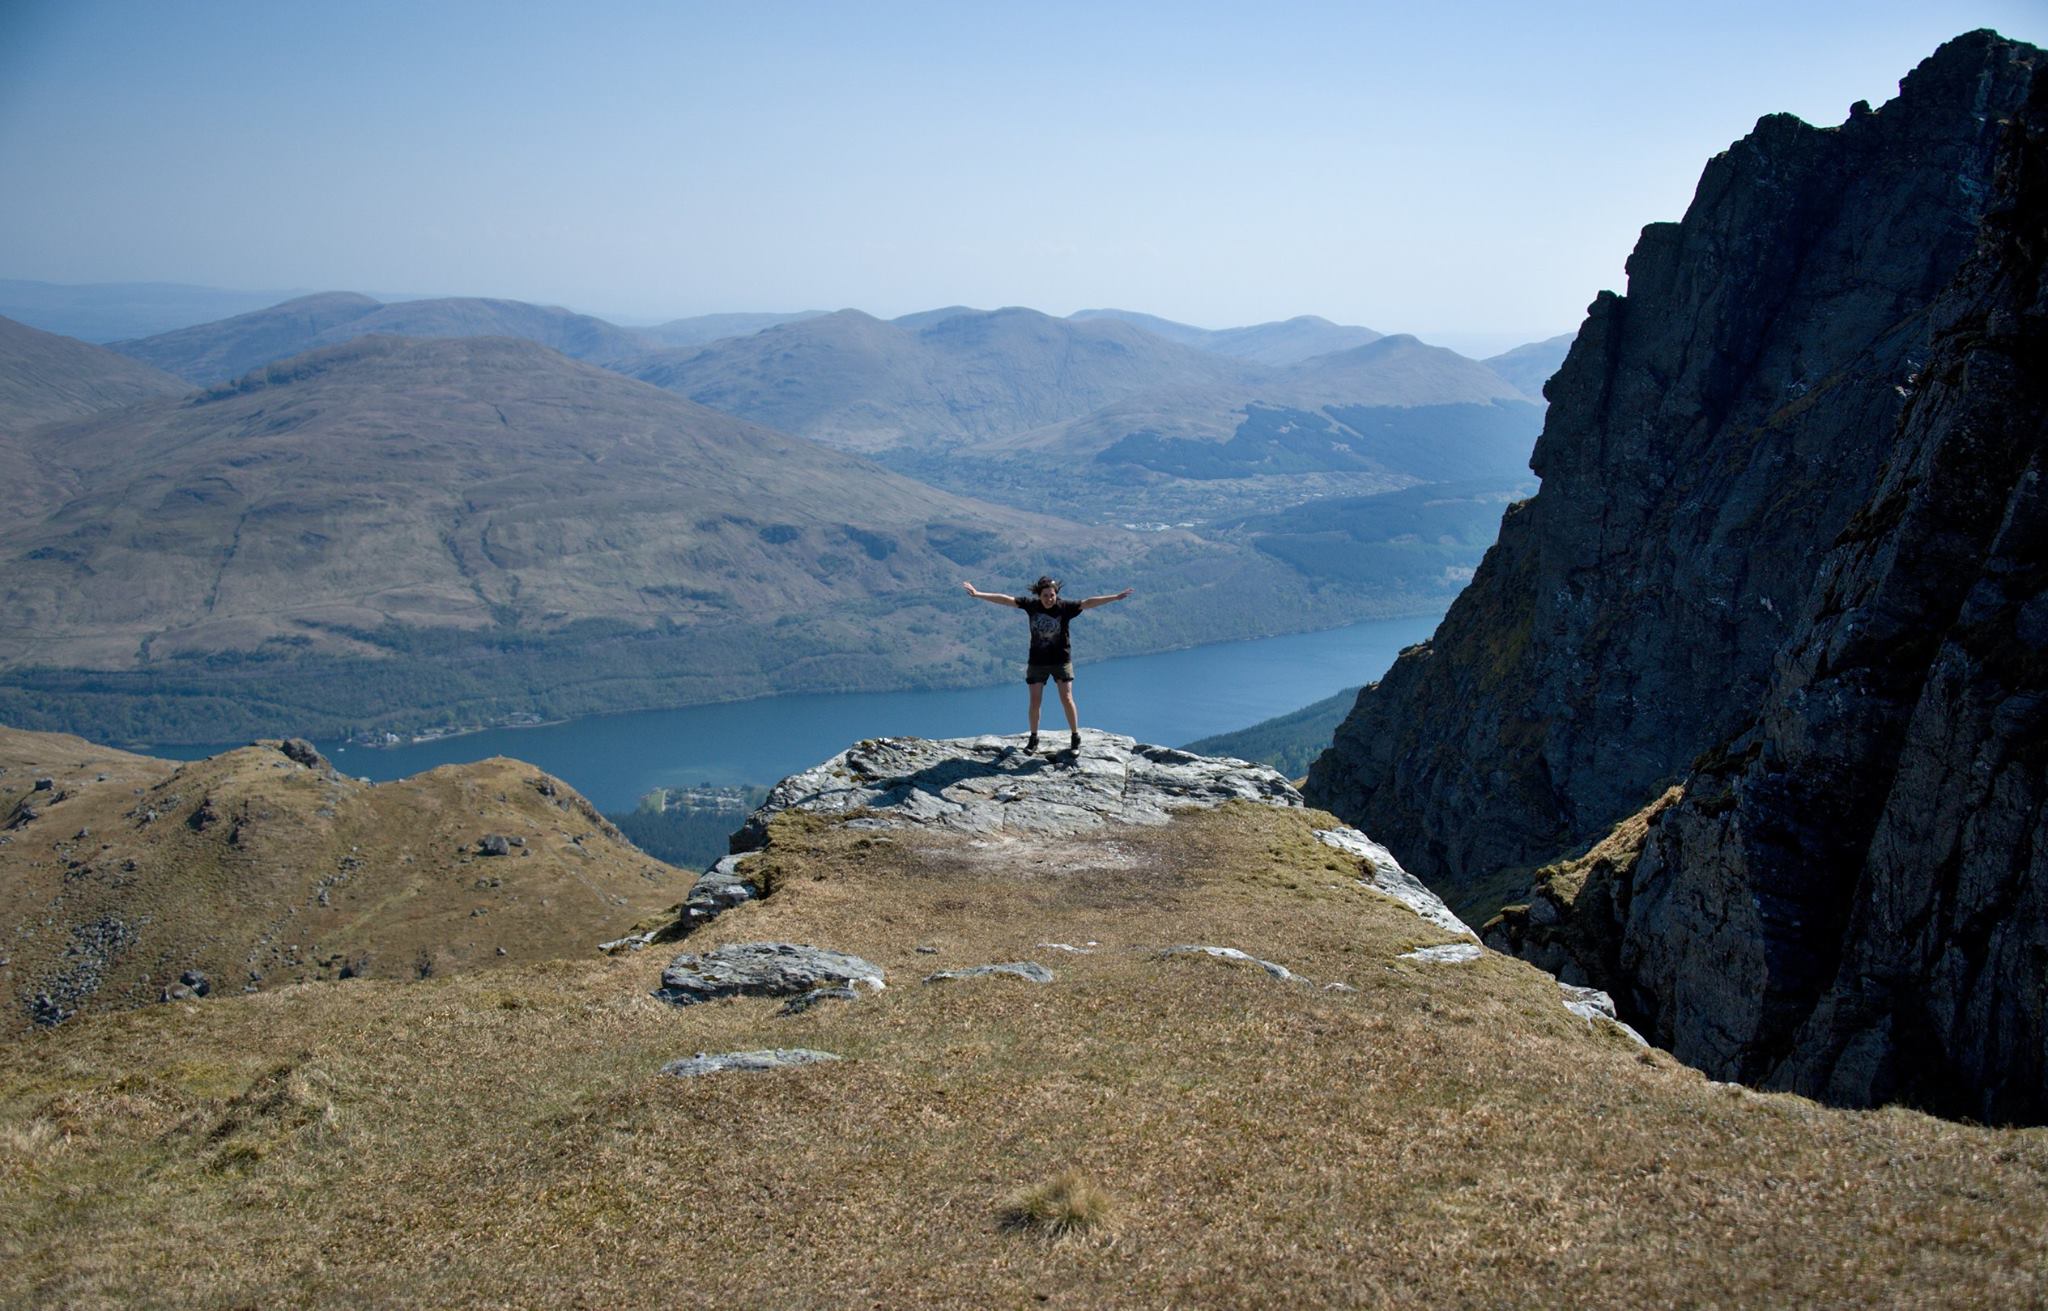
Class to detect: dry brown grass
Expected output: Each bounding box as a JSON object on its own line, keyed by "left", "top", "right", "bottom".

{"left": 1, "top": 801, "right": 2044, "bottom": 1308}
{"left": 1000, "top": 1169, "right": 1115, "bottom": 1238}
{"left": 0, "top": 727, "right": 685, "bottom": 1031}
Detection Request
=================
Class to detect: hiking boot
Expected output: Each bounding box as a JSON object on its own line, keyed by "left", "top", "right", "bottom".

{"left": 1070, "top": 731, "right": 1082, "bottom": 752}
{"left": 1025, "top": 733, "right": 1038, "bottom": 753}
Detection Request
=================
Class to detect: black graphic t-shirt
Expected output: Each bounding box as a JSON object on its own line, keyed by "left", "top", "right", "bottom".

{"left": 1016, "top": 597, "right": 1084, "bottom": 663}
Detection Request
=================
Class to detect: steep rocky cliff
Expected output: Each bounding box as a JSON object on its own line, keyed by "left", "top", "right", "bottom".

{"left": 1307, "top": 32, "right": 2046, "bottom": 1122}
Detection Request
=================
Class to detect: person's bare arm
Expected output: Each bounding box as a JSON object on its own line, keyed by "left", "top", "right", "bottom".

{"left": 962, "top": 581, "right": 1020, "bottom": 607}
{"left": 1078, "top": 588, "right": 1134, "bottom": 611}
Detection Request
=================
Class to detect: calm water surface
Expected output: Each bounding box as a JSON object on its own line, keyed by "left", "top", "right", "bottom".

{"left": 149, "top": 612, "right": 1441, "bottom": 811}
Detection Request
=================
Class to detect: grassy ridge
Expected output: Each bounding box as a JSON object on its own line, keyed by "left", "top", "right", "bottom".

{"left": 3, "top": 803, "right": 2043, "bottom": 1306}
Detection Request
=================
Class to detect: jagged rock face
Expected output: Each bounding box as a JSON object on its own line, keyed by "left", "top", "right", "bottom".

{"left": 1306, "top": 33, "right": 2041, "bottom": 912}
{"left": 1313, "top": 32, "right": 2048, "bottom": 1124}
{"left": 1612, "top": 65, "right": 2048, "bottom": 1123}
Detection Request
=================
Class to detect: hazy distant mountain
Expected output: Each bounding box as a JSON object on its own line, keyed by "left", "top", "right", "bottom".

{"left": 1070, "top": 309, "right": 1384, "bottom": 365}
{"left": 889, "top": 306, "right": 988, "bottom": 331}
{"left": 0, "top": 315, "right": 191, "bottom": 516}
{"left": 978, "top": 333, "right": 1538, "bottom": 485}
{"left": 6, "top": 334, "right": 1038, "bottom": 663}
{"left": 635, "top": 310, "right": 828, "bottom": 349}
{"left": 1484, "top": 333, "right": 1573, "bottom": 400}
{"left": 627, "top": 306, "right": 1262, "bottom": 451}
{"left": 1, "top": 333, "right": 1343, "bottom": 740}
{"left": 0, "top": 315, "right": 189, "bottom": 435}
{"left": 0, "top": 279, "right": 304, "bottom": 343}
{"left": 111, "top": 292, "right": 651, "bottom": 383}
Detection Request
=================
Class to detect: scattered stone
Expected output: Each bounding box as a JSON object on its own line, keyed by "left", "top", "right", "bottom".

{"left": 661, "top": 1049, "right": 841, "bottom": 1078}
{"left": 74, "top": 827, "right": 90, "bottom": 840}
{"left": 32, "top": 777, "right": 53, "bottom": 792}
{"left": 24, "top": 915, "right": 142, "bottom": 1025}
{"left": 8, "top": 804, "right": 38, "bottom": 829}
{"left": 1560, "top": 982, "right": 1650, "bottom": 1046}
{"left": 1401, "top": 943, "right": 1484, "bottom": 965}
{"left": 478, "top": 834, "right": 512, "bottom": 857}
{"left": 278, "top": 738, "right": 327, "bottom": 770}
{"left": 682, "top": 853, "right": 761, "bottom": 925}
{"left": 914, "top": 945, "right": 940, "bottom": 955}
{"left": 779, "top": 986, "right": 861, "bottom": 1016}
{"left": 1323, "top": 982, "right": 1358, "bottom": 993}
{"left": 654, "top": 942, "right": 885, "bottom": 1007}
{"left": 496, "top": 947, "right": 508, "bottom": 956}
{"left": 1314, "top": 827, "right": 1477, "bottom": 941}
{"left": 179, "top": 968, "right": 211, "bottom": 996}
{"left": 1158, "top": 945, "right": 1309, "bottom": 985}
{"left": 188, "top": 797, "right": 220, "bottom": 831}
{"left": 1036, "top": 941, "right": 1098, "bottom": 953}
{"left": 923, "top": 961, "right": 1054, "bottom": 985}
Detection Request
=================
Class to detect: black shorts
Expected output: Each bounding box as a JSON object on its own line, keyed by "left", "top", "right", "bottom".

{"left": 1024, "top": 661, "right": 1075, "bottom": 685}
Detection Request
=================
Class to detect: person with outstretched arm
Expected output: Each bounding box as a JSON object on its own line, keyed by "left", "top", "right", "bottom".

{"left": 962, "top": 575, "right": 1133, "bottom": 753}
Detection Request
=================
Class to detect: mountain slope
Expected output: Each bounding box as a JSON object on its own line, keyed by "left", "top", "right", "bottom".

{"left": 1070, "top": 308, "right": 1385, "bottom": 364}
{"left": 977, "top": 334, "right": 1538, "bottom": 485}
{"left": 0, "top": 315, "right": 190, "bottom": 515}
{"left": 0, "top": 334, "right": 1342, "bottom": 741}
{"left": 2, "top": 333, "right": 1107, "bottom": 664}
{"left": 626, "top": 306, "right": 1264, "bottom": 452}
{"left": 110, "top": 293, "right": 650, "bottom": 383}
{"left": 0, "top": 726, "right": 683, "bottom": 1032}
{"left": 1484, "top": 333, "right": 1573, "bottom": 400}
{"left": 0, "top": 314, "right": 190, "bottom": 435}
{"left": 635, "top": 310, "right": 826, "bottom": 349}
{"left": 1305, "top": 32, "right": 2046, "bottom": 1121}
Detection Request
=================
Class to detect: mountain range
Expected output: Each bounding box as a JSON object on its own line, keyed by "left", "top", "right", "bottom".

{"left": 0, "top": 323, "right": 1370, "bottom": 742}
{"left": 0, "top": 283, "right": 1570, "bottom": 745}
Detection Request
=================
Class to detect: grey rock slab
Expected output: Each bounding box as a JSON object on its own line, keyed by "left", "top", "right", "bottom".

{"left": 1159, "top": 944, "right": 1310, "bottom": 985}
{"left": 732, "top": 731, "right": 1300, "bottom": 845}
{"left": 655, "top": 942, "right": 884, "bottom": 1007}
{"left": 1315, "top": 827, "right": 1476, "bottom": 941}
{"left": 662, "top": 1048, "right": 841, "bottom": 1077}
{"left": 1401, "top": 943, "right": 1484, "bottom": 964}
{"left": 922, "top": 961, "right": 1054, "bottom": 985}
{"left": 1559, "top": 982, "right": 1649, "bottom": 1046}
{"left": 684, "top": 852, "right": 761, "bottom": 923}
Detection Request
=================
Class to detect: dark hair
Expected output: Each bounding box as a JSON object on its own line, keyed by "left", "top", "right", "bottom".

{"left": 1033, "top": 575, "right": 1060, "bottom": 593}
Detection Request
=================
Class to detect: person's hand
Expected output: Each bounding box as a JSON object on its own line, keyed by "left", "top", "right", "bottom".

{"left": 961, "top": 581, "right": 976, "bottom": 595}
{"left": 1116, "top": 588, "right": 1134, "bottom": 600}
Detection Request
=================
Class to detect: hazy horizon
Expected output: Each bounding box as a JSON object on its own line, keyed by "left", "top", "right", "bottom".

{"left": 4, "top": 1, "right": 2043, "bottom": 354}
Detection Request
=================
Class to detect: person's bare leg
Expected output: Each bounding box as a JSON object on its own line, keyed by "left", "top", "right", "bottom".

{"left": 1057, "top": 680, "right": 1079, "bottom": 740}
{"left": 1027, "top": 681, "right": 1045, "bottom": 738}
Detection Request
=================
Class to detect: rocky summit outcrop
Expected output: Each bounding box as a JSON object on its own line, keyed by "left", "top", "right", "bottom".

{"left": 621, "top": 731, "right": 1477, "bottom": 953}
{"left": 1310, "top": 32, "right": 2048, "bottom": 1124}
{"left": 734, "top": 730, "right": 1302, "bottom": 845}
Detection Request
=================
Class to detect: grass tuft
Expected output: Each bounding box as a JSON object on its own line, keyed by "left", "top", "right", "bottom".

{"left": 999, "top": 1168, "right": 1115, "bottom": 1238}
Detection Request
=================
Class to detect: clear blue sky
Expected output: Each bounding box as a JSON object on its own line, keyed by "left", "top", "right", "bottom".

{"left": 2, "top": 1, "right": 2041, "bottom": 353}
